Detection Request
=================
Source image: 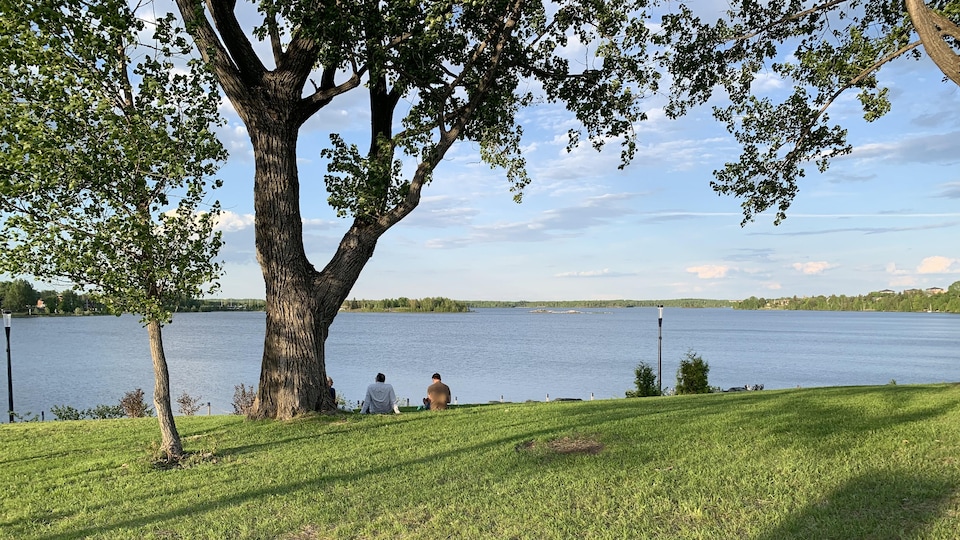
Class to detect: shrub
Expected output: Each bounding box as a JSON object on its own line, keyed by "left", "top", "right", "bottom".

{"left": 88, "top": 404, "right": 125, "bottom": 419}
{"left": 676, "top": 350, "right": 710, "bottom": 395}
{"left": 232, "top": 384, "right": 256, "bottom": 415}
{"left": 50, "top": 404, "right": 124, "bottom": 420}
{"left": 176, "top": 392, "right": 203, "bottom": 416}
{"left": 50, "top": 405, "right": 83, "bottom": 421}
{"left": 120, "top": 388, "right": 154, "bottom": 418}
{"left": 625, "top": 361, "right": 661, "bottom": 397}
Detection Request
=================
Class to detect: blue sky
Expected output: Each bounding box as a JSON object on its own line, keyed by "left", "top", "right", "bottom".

{"left": 208, "top": 13, "right": 960, "bottom": 302}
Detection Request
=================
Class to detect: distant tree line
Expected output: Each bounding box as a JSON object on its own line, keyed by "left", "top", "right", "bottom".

{"left": 736, "top": 282, "right": 960, "bottom": 314}
{"left": 0, "top": 279, "right": 265, "bottom": 315}
{"left": 0, "top": 279, "right": 104, "bottom": 315}
{"left": 341, "top": 297, "right": 470, "bottom": 313}
{"left": 466, "top": 299, "right": 734, "bottom": 309}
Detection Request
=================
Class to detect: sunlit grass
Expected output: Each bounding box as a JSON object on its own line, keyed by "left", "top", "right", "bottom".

{"left": 1, "top": 384, "right": 959, "bottom": 539}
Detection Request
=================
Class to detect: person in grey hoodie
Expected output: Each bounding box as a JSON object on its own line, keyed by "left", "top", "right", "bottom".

{"left": 360, "top": 372, "right": 400, "bottom": 414}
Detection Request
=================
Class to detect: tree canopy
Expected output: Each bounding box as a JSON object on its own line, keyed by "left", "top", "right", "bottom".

{"left": 661, "top": 0, "right": 960, "bottom": 224}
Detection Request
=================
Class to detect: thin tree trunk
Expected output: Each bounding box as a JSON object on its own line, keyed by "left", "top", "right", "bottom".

{"left": 146, "top": 319, "right": 183, "bottom": 459}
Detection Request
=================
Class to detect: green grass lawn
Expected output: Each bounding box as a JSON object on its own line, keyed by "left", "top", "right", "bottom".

{"left": 2, "top": 384, "right": 959, "bottom": 539}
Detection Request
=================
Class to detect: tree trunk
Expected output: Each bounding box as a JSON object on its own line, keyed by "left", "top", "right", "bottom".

{"left": 146, "top": 319, "right": 183, "bottom": 459}
{"left": 244, "top": 107, "right": 331, "bottom": 419}
{"left": 906, "top": 0, "right": 960, "bottom": 87}
{"left": 246, "top": 108, "right": 388, "bottom": 419}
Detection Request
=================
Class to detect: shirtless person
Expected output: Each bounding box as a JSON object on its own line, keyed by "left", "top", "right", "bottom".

{"left": 426, "top": 372, "right": 451, "bottom": 411}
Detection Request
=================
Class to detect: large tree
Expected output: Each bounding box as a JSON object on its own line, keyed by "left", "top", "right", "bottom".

{"left": 0, "top": 0, "right": 225, "bottom": 458}
{"left": 174, "top": 0, "right": 665, "bottom": 419}
{"left": 660, "top": 0, "right": 960, "bottom": 224}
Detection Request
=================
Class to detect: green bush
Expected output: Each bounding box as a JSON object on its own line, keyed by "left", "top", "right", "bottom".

{"left": 88, "top": 404, "right": 125, "bottom": 419}
{"left": 676, "top": 350, "right": 710, "bottom": 395}
{"left": 50, "top": 404, "right": 124, "bottom": 420}
{"left": 50, "top": 405, "right": 83, "bottom": 421}
{"left": 625, "top": 361, "right": 661, "bottom": 397}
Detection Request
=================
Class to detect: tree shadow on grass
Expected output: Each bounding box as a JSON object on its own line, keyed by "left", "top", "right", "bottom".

{"left": 756, "top": 471, "right": 957, "bottom": 540}
{"left": 721, "top": 385, "right": 960, "bottom": 458}
{"left": 41, "top": 406, "right": 629, "bottom": 539}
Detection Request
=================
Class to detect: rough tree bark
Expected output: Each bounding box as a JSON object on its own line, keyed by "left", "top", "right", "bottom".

{"left": 906, "top": 0, "right": 960, "bottom": 86}
{"left": 147, "top": 320, "right": 183, "bottom": 459}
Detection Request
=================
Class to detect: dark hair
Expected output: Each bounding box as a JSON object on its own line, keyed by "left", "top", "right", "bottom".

{"left": 432, "top": 373, "right": 441, "bottom": 380}
{"left": 376, "top": 373, "right": 386, "bottom": 383}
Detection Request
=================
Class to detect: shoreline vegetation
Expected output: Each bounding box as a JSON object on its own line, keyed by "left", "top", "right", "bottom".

{"left": 4, "top": 278, "right": 959, "bottom": 315}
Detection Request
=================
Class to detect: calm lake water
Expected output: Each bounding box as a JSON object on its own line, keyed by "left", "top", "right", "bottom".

{"left": 2, "top": 308, "right": 958, "bottom": 421}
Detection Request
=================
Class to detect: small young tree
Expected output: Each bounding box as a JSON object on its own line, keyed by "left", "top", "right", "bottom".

{"left": 0, "top": 1, "right": 225, "bottom": 459}
{"left": 676, "top": 350, "right": 710, "bottom": 395}
{"left": 232, "top": 384, "right": 257, "bottom": 416}
{"left": 625, "top": 361, "right": 661, "bottom": 398}
{"left": 176, "top": 392, "right": 203, "bottom": 416}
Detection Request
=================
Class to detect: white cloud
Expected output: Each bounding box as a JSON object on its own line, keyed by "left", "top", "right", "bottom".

{"left": 791, "top": 261, "right": 835, "bottom": 275}
{"left": 917, "top": 256, "right": 960, "bottom": 274}
{"left": 885, "top": 262, "right": 908, "bottom": 275}
{"left": 751, "top": 72, "right": 786, "bottom": 93}
{"left": 686, "top": 265, "right": 731, "bottom": 279}
{"left": 215, "top": 210, "right": 255, "bottom": 232}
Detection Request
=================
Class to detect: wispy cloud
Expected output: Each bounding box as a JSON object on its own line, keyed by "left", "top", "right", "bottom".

{"left": 554, "top": 268, "right": 635, "bottom": 278}
{"left": 752, "top": 220, "right": 960, "bottom": 236}
{"left": 937, "top": 182, "right": 960, "bottom": 199}
{"left": 849, "top": 131, "right": 960, "bottom": 165}
{"left": 425, "top": 193, "right": 638, "bottom": 248}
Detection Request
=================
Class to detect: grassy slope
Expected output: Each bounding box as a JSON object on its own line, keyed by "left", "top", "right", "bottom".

{"left": 1, "top": 384, "right": 959, "bottom": 539}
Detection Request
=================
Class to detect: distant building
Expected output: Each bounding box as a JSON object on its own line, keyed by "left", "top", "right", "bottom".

{"left": 926, "top": 287, "right": 946, "bottom": 295}
{"left": 877, "top": 289, "right": 895, "bottom": 295}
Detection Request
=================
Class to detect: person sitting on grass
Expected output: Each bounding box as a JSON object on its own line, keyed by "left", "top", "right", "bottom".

{"left": 426, "top": 372, "right": 451, "bottom": 411}
{"left": 360, "top": 373, "right": 400, "bottom": 414}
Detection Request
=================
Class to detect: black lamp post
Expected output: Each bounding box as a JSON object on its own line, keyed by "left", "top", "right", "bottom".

{"left": 657, "top": 305, "right": 663, "bottom": 395}
{"left": 4, "top": 310, "right": 12, "bottom": 423}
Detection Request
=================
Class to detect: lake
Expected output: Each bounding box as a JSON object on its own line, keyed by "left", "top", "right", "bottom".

{"left": 1, "top": 308, "right": 957, "bottom": 421}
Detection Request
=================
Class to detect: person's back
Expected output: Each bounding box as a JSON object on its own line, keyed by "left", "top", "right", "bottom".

{"left": 361, "top": 373, "right": 400, "bottom": 414}
{"left": 426, "top": 373, "right": 451, "bottom": 411}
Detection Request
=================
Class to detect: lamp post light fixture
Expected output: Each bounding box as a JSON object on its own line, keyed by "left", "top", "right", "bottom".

{"left": 4, "top": 310, "right": 12, "bottom": 423}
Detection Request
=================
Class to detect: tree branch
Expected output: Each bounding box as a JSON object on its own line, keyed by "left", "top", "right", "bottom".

{"left": 788, "top": 40, "right": 922, "bottom": 158}
{"left": 173, "top": 0, "right": 246, "bottom": 98}
{"left": 382, "top": 0, "right": 525, "bottom": 229}
{"left": 728, "top": 0, "right": 847, "bottom": 42}
{"left": 205, "top": 0, "right": 266, "bottom": 81}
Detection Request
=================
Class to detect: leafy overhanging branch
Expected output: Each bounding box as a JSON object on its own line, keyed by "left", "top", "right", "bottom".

{"left": 663, "top": 0, "right": 960, "bottom": 225}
